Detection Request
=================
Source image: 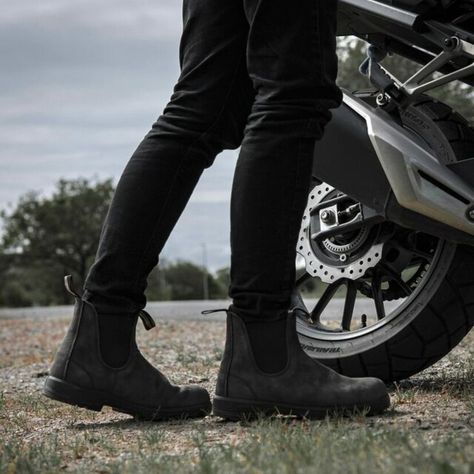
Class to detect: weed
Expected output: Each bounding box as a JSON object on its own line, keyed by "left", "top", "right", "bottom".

{"left": 391, "top": 382, "right": 419, "bottom": 407}
{"left": 212, "top": 347, "right": 223, "bottom": 362}
{"left": 0, "top": 437, "right": 63, "bottom": 473}
{"left": 176, "top": 347, "right": 200, "bottom": 365}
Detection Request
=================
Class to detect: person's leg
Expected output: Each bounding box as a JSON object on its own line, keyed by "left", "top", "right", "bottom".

{"left": 43, "top": 0, "right": 255, "bottom": 420}
{"left": 83, "top": 0, "right": 254, "bottom": 317}
{"left": 229, "top": 0, "right": 343, "bottom": 321}
{"left": 80, "top": 0, "right": 254, "bottom": 367}
{"left": 213, "top": 0, "right": 390, "bottom": 419}
{"left": 228, "top": 0, "right": 342, "bottom": 373}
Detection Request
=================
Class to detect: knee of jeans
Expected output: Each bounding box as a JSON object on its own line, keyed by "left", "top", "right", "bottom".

{"left": 153, "top": 106, "right": 245, "bottom": 148}
{"left": 165, "top": 121, "right": 246, "bottom": 168}
{"left": 186, "top": 127, "right": 244, "bottom": 169}
{"left": 244, "top": 107, "right": 329, "bottom": 140}
{"left": 253, "top": 81, "right": 342, "bottom": 116}
{"left": 185, "top": 139, "right": 223, "bottom": 169}
{"left": 245, "top": 90, "right": 342, "bottom": 139}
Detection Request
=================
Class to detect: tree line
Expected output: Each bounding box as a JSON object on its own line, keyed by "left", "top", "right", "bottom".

{"left": 0, "top": 177, "right": 231, "bottom": 307}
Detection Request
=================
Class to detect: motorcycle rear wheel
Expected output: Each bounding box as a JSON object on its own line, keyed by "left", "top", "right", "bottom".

{"left": 296, "top": 96, "right": 474, "bottom": 382}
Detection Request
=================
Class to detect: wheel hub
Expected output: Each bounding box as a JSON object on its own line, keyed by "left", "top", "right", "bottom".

{"left": 321, "top": 225, "right": 370, "bottom": 255}
{"left": 298, "top": 182, "right": 384, "bottom": 284}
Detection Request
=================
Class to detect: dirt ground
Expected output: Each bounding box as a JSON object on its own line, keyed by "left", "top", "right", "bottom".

{"left": 1, "top": 316, "right": 473, "bottom": 472}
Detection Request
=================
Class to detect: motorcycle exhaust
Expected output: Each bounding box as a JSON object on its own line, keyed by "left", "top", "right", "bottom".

{"left": 313, "top": 89, "right": 474, "bottom": 245}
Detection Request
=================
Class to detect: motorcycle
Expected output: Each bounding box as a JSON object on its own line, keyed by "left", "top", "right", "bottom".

{"left": 294, "top": 0, "right": 474, "bottom": 382}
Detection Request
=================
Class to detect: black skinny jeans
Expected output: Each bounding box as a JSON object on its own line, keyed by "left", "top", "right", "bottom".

{"left": 83, "top": 0, "right": 343, "bottom": 319}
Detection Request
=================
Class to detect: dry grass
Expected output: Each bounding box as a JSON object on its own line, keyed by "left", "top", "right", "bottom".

{"left": 1, "top": 316, "right": 473, "bottom": 473}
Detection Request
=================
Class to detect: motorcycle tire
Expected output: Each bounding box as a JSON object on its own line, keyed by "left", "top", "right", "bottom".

{"left": 297, "top": 95, "right": 474, "bottom": 382}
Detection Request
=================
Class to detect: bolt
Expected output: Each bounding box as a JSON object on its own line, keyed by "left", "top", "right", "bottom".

{"left": 444, "top": 37, "right": 457, "bottom": 50}
{"left": 340, "top": 254, "right": 347, "bottom": 262}
{"left": 320, "top": 210, "right": 335, "bottom": 224}
{"left": 468, "top": 208, "right": 474, "bottom": 222}
{"left": 376, "top": 93, "right": 389, "bottom": 107}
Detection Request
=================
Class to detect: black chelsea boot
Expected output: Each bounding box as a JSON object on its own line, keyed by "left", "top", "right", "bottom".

{"left": 43, "top": 275, "right": 211, "bottom": 420}
{"left": 212, "top": 306, "right": 390, "bottom": 420}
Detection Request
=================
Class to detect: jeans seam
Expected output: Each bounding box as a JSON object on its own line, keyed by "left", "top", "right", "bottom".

{"left": 129, "top": 49, "right": 248, "bottom": 305}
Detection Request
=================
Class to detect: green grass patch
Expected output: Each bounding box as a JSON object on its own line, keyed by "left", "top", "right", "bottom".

{"left": 2, "top": 417, "right": 473, "bottom": 474}
{"left": 111, "top": 420, "right": 474, "bottom": 474}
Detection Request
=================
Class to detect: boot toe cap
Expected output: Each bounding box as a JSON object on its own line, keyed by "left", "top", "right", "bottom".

{"left": 356, "top": 377, "right": 390, "bottom": 413}
{"left": 176, "top": 385, "right": 211, "bottom": 410}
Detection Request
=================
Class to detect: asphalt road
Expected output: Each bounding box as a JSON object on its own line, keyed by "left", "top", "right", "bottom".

{"left": 0, "top": 298, "right": 401, "bottom": 322}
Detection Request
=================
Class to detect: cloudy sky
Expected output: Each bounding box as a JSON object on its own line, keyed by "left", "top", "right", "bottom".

{"left": 1, "top": 0, "right": 239, "bottom": 270}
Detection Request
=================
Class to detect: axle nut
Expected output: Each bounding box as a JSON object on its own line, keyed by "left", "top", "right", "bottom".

{"left": 320, "top": 210, "right": 335, "bottom": 224}
{"left": 467, "top": 207, "right": 474, "bottom": 222}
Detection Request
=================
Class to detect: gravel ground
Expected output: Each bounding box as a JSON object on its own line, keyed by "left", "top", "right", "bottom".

{"left": 1, "top": 316, "right": 473, "bottom": 471}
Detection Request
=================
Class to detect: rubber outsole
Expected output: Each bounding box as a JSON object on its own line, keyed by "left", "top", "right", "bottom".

{"left": 42, "top": 376, "right": 211, "bottom": 421}
{"left": 212, "top": 394, "right": 391, "bottom": 421}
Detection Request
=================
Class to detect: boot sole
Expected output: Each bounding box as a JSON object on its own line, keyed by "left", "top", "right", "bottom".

{"left": 43, "top": 376, "right": 211, "bottom": 421}
{"left": 212, "top": 394, "right": 390, "bottom": 421}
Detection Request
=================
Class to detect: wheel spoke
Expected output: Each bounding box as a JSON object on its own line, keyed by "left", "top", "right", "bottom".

{"left": 410, "top": 248, "right": 433, "bottom": 262}
{"left": 391, "top": 240, "right": 433, "bottom": 263}
{"left": 295, "top": 271, "right": 312, "bottom": 287}
{"left": 371, "top": 273, "right": 386, "bottom": 320}
{"left": 310, "top": 279, "right": 346, "bottom": 324}
{"left": 342, "top": 280, "right": 357, "bottom": 330}
{"left": 381, "top": 263, "right": 413, "bottom": 296}
{"left": 389, "top": 274, "right": 412, "bottom": 296}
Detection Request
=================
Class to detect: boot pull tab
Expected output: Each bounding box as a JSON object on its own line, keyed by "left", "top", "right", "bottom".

{"left": 64, "top": 274, "right": 83, "bottom": 299}
{"left": 138, "top": 309, "right": 156, "bottom": 330}
{"left": 201, "top": 308, "right": 229, "bottom": 316}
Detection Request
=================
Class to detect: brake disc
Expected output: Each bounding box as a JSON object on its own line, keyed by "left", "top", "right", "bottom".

{"left": 297, "top": 182, "right": 384, "bottom": 284}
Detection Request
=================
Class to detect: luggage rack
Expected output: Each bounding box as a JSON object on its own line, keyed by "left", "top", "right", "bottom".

{"left": 360, "top": 34, "right": 474, "bottom": 107}
{"left": 339, "top": 0, "right": 474, "bottom": 104}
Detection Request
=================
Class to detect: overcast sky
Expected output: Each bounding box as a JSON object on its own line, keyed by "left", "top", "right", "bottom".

{"left": 1, "top": 0, "right": 239, "bottom": 270}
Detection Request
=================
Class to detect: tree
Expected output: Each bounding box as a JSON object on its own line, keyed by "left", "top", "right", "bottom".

{"left": 145, "top": 261, "right": 173, "bottom": 301}
{"left": 0, "top": 177, "right": 114, "bottom": 306}
{"left": 336, "top": 37, "right": 373, "bottom": 91}
{"left": 159, "top": 260, "right": 225, "bottom": 301}
{"left": 215, "top": 266, "right": 230, "bottom": 295}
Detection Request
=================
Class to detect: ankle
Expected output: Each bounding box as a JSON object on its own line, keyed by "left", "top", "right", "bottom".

{"left": 97, "top": 311, "right": 137, "bottom": 368}
{"left": 232, "top": 309, "right": 289, "bottom": 374}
